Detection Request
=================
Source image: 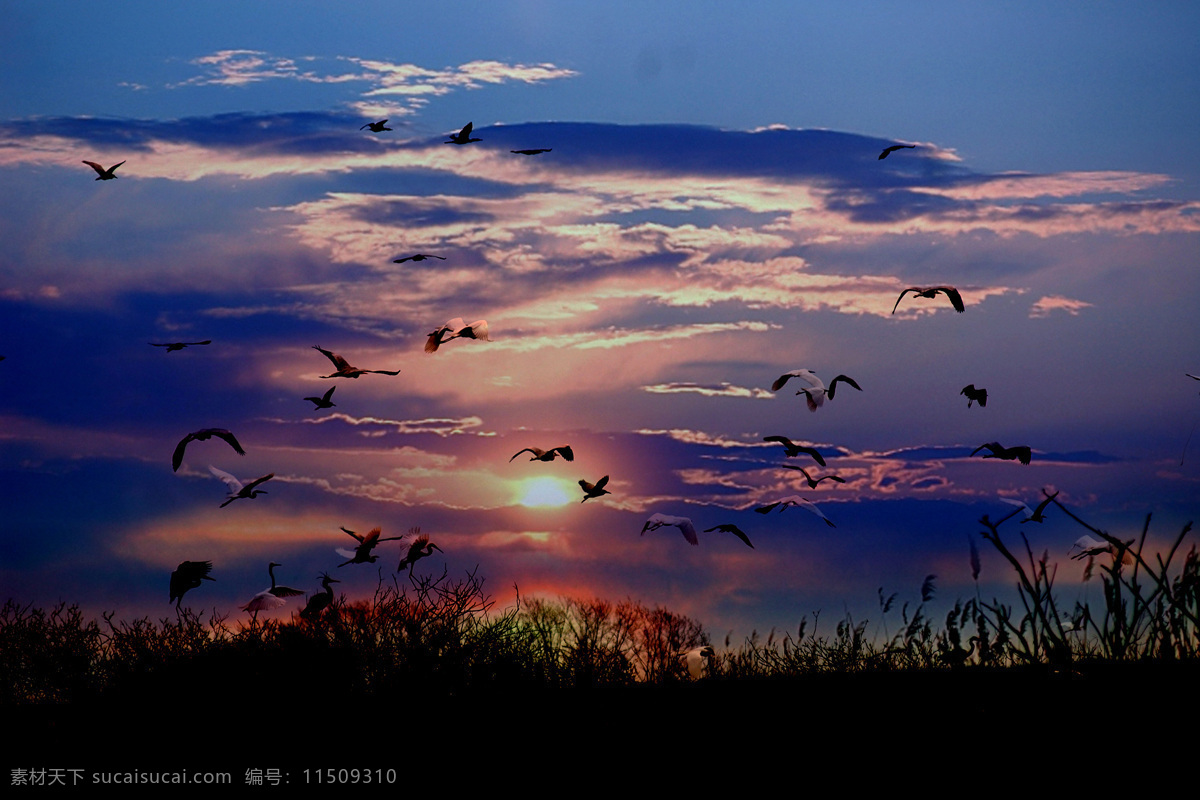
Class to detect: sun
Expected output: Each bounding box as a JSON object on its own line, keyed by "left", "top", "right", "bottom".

{"left": 517, "top": 477, "right": 573, "bottom": 508}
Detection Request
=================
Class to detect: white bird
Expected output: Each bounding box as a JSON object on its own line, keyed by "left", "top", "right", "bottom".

{"left": 754, "top": 496, "right": 836, "bottom": 527}
{"left": 397, "top": 530, "right": 443, "bottom": 574}
{"left": 681, "top": 645, "right": 716, "bottom": 679}
{"left": 770, "top": 370, "right": 862, "bottom": 412}
{"left": 82, "top": 160, "right": 125, "bottom": 180}
{"left": 1068, "top": 535, "right": 1133, "bottom": 565}
{"left": 209, "top": 465, "right": 273, "bottom": 508}
{"left": 641, "top": 513, "right": 699, "bottom": 546}
{"left": 425, "top": 318, "right": 491, "bottom": 353}
{"left": 312, "top": 345, "right": 401, "bottom": 379}
{"left": 242, "top": 562, "right": 304, "bottom": 616}
{"left": 999, "top": 491, "right": 1058, "bottom": 523}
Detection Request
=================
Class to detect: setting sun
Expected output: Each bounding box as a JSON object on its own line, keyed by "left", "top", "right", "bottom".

{"left": 517, "top": 477, "right": 574, "bottom": 508}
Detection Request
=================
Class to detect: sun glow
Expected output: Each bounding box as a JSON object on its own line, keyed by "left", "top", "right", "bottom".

{"left": 517, "top": 477, "right": 573, "bottom": 508}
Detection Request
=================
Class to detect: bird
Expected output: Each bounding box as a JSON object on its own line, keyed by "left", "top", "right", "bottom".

{"left": 762, "top": 436, "right": 827, "bottom": 466}
{"left": 445, "top": 122, "right": 481, "bottom": 145}
{"left": 312, "top": 345, "right": 401, "bottom": 379}
{"left": 510, "top": 148, "right": 552, "bottom": 155}
{"left": 754, "top": 496, "right": 836, "bottom": 527}
{"left": 397, "top": 530, "right": 442, "bottom": 574}
{"left": 682, "top": 645, "right": 716, "bottom": 679}
{"left": 1069, "top": 535, "right": 1134, "bottom": 566}
{"left": 392, "top": 254, "right": 446, "bottom": 263}
{"left": 703, "top": 524, "right": 755, "bottom": 549}
{"left": 781, "top": 465, "right": 846, "bottom": 489}
{"left": 242, "top": 561, "right": 304, "bottom": 616}
{"left": 424, "top": 318, "right": 491, "bottom": 353}
{"left": 150, "top": 340, "right": 211, "bottom": 352}
{"left": 300, "top": 573, "right": 340, "bottom": 620}
{"left": 771, "top": 370, "right": 862, "bottom": 412}
{"left": 641, "top": 513, "right": 699, "bottom": 545}
{"left": 509, "top": 445, "right": 574, "bottom": 463}
{"left": 971, "top": 441, "right": 1032, "bottom": 466}
{"left": 878, "top": 144, "right": 916, "bottom": 160}
{"left": 209, "top": 465, "right": 273, "bottom": 507}
{"left": 336, "top": 526, "right": 405, "bottom": 567}
{"left": 961, "top": 385, "right": 988, "bottom": 408}
{"left": 169, "top": 560, "right": 216, "bottom": 609}
{"left": 579, "top": 475, "right": 611, "bottom": 503}
{"left": 82, "top": 160, "right": 125, "bottom": 180}
{"left": 304, "top": 385, "right": 337, "bottom": 410}
{"left": 999, "top": 491, "right": 1058, "bottom": 523}
{"left": 360, "top": 119, "right": 391, "bottom": 132}
{"left": 172, "top": 428, "right": 245, "bottom": 472}
{"left": 892, "top": 286, "right": 965, "bottom": 314}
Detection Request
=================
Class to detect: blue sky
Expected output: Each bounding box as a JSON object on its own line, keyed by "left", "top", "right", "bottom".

{"left": 1, "top": 2, "right": 1198, "bottom": 638}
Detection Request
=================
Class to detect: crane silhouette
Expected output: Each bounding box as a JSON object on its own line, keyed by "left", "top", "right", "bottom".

{"left": 172, "top": 428, "right": 245, "bottom": 472}
{"left": 445, "top": 122, "right": 481, "bottom": 145}
{"left": 510, "top": 445, "right": 574, "bottom": 463}
{"left": 169, "top": 560, "right": 215, "bottom": 609}
{"left": 762, "top": 436, "right": 826, "bottom": 466}
{"left": 304, "top": 385, "right": 337, "bottom": 410}
{"left": 242, "top": 562, "right": 304, "bottom": 618}
{"left": 300, "top": 573, "right": 339, "bottom": 620}
{"left": 360, "top": 120, "right": 391, "bottom": 132}
{"left": 578, "top": 475, "right": 611, "bottom": 503}
{"left": 961, "top": 385, "right": 988, "bottom": 408}
{"left": 971, "top": 441, "right": 1032, "bottom": 465}
{"left": 892, "top": 286, "right": 965, "bottom": 314}
{"left": 312, "top": 345, "right": 401, "bottom": 379}
{"left": 151, "top": 340, "right": 210, "bottom": 352}
{"left": 209, "top": 465, "right": 273, "bottom": 507}
{"left": 82, "top": 160, "right": 125, "bottom": 180}
{"left": 337, "top": 526, "right": 405, "bottom": 567}
{"left": 397, "top": 530, "right": 442, "bottom": 574}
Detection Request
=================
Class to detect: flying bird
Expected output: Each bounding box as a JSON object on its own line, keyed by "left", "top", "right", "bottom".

{"left": 397, "top": 530, "right": 443, "bottom": 574}
{"left": 150, "top": 340, "right": 211, "bottom": 352}
{"left": 641, "top": 513, "right": 699, "bottom": 546}
{"left": 424, "top": 318, "right": 491, "bottom": 353}
{"left": 781, "top": 465, "right": 846, "bottom": 489}
{"left": 682, "top": 645, "right": 716, "bottom": 679}
{"left": 312, "top": 345, "right": 401, "bottom": 379}
{"left": 971, "top": 441, "right": 1032, "bottom": 466}
{"left": 878, "top": 144, "right": 916, "bottom": 160}
{"left": 172, "top": 428, "right": 245, "bottom": 472}
{"left": 510, "top": 148, "right": 552, "bottom": 155}
{"left": 1000, "top": 490, "right": 1058, "bottom": 523}
{"left": 336, "top": 526, "right": 405, "bottom": 567}
{"left": 1069, "top": 535, "right": 1134, "bottom": 566}
{"left": 509, "top": 445, "right": 574, "bottom": 463}
{"left": 762, "top": 436, "right": 826, "bottom": 466}
{"left": 579, "top": 475, "right": 611, "bottom": 503}
{"left": 300, "top": 573, "right": 340, "bottom": 620}
{"left": 82, "top": 160, "right": 125, "bottom": 180}
{"left": 169, "top": 560, "right": 216, "bottom": 609}
{"left": 771, "top": 370, "right": 862, "bottom": 412}
{"left": 892, "top": 286, "right": 965, "bottom": 314}
{"left": 360, "top": 119, "right": 391, "bottom": 132}
{"left": 209, "top": 465, "right": 273, "bottom": 508}
{"left": 445, "top": 122, "right": 481, "bottom": 145}
{"left": 961, "top": 385, "right": 988, "bottom": 408}
{"left": 392, "top": 254, "right": 446, "bottom": 263}
{"left": 304, "top": 385, "right": 337, "bottom": 410}
{"left": 703, "top": 524, "right": 755, "bottom": 549}
{"left": 754, "top": 496, "right": 836, "bottom": 527}
{"left": 242, "top": 561, "right": 304, "bottom": 616}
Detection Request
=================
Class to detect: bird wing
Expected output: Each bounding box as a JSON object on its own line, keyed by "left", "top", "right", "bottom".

{"left": 972, "top": 442, "right": 1000, "bottom": 458}
{"left": 796, "top": 498, "right": 835, "bottom": 527}
{"left": 640, "top": 514, "right": 664, "bottom": 535}
{"left": 708, "top": 524, "right": 754, "bottom": 548}
{"left": 171, "top": 433, "right": 196, "bottom": 472}
{"left": 595, "top": 475, "right": 609, "bottom": 490}
{"left": 827, "top": 375, "right": 862, "bottom": 399}
{"left": 1012, "top": 447, "right": 1032, "bottom": 465}
{"left": 460, "top": 122, "right": 473, "bottom": 138}
{"left": 892, "top": 288, "right": 919, "bottom": 314}
{"left": 676, "top": 518, "right": 699, "bottom": 546}
{"left": 797, "top": 389, "right": 821, "bottom": 412}
{"left": 335, "top": 548, "right": 358, "bottom": 559}
{"left": 554, "top": 445, "right": 575, "bottom": 462}
{"left": 313, "top": 345, "right": 348, "bottom": 370}
{"left": 208, "top": 465, "right": 244, "bottom": 492}
{"left": 510, "top": 448, "right": 541, "bottom": 462}
{"left": 782, "top": 465, "right": 813, "bottom": 482}
{"left": 243, "top": 473, "right": 274, "bottom": 491}
{"left": 937, "top": 287, "right": 965, "bottom": 312}
{"left": 82, "top": 160, "right": 107, "bottom": 176}
{"left": 763, "top": 435, "right": 793, "bottom": 448}
{"left": 341, "top": 526, "right": 364, "bottom": 542}
{"left": 754, "top": 502, "right": 780, "bottom": 514}
{"left": 799, "top": 447, "right": 827, "bottom": 466}
{"left": 771, "top": 370, "right": 817, "bottom": 392}
{"left": 214, "top": 429, "right": 246, "bottom": 456}
{"left": 365, "top": 368, "right": 402, "bottom": 375}
{"left": 243, "top": 591, "right": 286, "bottom": 611}
{"left": 579, "top": 478, "right": 596, "bottom": 493}
{"left": 461, "top": 320, "right": 490, "bottom": 341}
{"left": 999, "top": 497, "right": 1033, "bottom": 518}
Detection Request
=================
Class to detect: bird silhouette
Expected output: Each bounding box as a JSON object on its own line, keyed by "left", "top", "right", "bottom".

{"left": 892, "top": 286, "right": 965, "bottom": 314}
{"left": 172, "top": 428, "right": 245, "bottom": 472}
{"left": 82, "top": 160, "right": 125, "bottom": 180}
{"left": 971, "top": 441, "right": 1032, "bottom": 465}
{"left": 682, "top": 645, "right": 716, "bottom": 679}
{"left": 304, "top": 385, "right": 337, "bottom": 410}
{"left": 312, "top": 345, "right": 401, "bottom": 378}
{"left": 445, "top": 122, "right": 481, "bottom": 145}
{"left": 703, "top": 524, "right": 755, "bottom": 549}
{"left": 209, "top": 465, "right": 273, "bottom": 507}
{"left": 961, "top": 385, "right": 988, "bottom": 408}
{"left": 300, "top": 573, "right": 339, "bottom": 620}
{"left": 242, "top": 561, "right": 304, "bottom": 617}
{"left": 169, "top": 560, "right": 216, "bottom": 609}
{"left": 336, "top": 526, "right": 405, "bottom": 567}
{"left": 1000, "top": 490, "right": 1058, "bottom": 523}
{"left": 754, "top": 496, "right": 836, "bottom": 527}
{"left": 579, "top": 475, "right": 611, "bottom": 503}
{"left": 1069, "top": 535, "right": 1134, "bottom": 566}
{"left": 150, "top": 340, "right": 211, "bottom": 352}
{"left": 424, "top": 318, "right": 491, "bottom": 353}
{"left": 781, "top": 465, "right": 846, "bottom": 488}
{"left": 510, "top": 445, "right": 574, "bottom": 463}
{"left": 641, "top": 513, "right": 699, "bottom": 545}
{"left": 762, "top": 436, "right": 827, "bottom": 466}
{"left": 510, "top": 148, "right": 552, "bottom": 155}
{"left": 392, "top": 254, "right": 446, "bottom": 263}
{"left": 397, "top": 530, "right": 442, "bottom": 574}
{"left": 360, "top": 119, "right": 391, "bottom": 132}
{"left": 878, "top": 144, "right": 916, "bottom": 160}
{"left": 771, "top": 370, "right": 862, "bottom": 412}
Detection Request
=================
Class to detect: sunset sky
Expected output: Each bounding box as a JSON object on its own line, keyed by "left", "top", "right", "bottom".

{"left": 2, "top": 2, "right": 1198, "bottom": 640}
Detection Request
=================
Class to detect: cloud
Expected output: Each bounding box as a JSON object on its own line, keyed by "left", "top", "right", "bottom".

{"left": 641, "top": 382, "right": 773, "bottom": 399}
{"left": 1029, "top": 295, "right": 1094, "bottom": 318}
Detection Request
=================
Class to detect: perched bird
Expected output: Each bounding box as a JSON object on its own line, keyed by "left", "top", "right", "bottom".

{"left": 209, "top": 465, "right": 273, "bottom": 508}
{"left": 1000, "top": 491, "right": 1058, "bottom": 523}
{"left": 82, "top": 160, "right": 125, "bottom": 180}
{"left": 754, "top": 496, "right": 836, "bottom": 527}
{"left": 169, "top": 560, "right": 216, "bottom": 609}
{"left": 703, "top": 524, "right": 755, "bottom": 549}
{"left": 360, "top": 119, "right": 391, "bottom": 132}
{"left": 336, "top": 526, "right": 405, "bottom": 567}
{"left": 771, "top": 370, "right": 862, "bottom": 412}
{"left": 762, "top": 436, "right": 827, "bottom": 466}
{"left": 781, "top": 465, "right": 846, "bottom": 489}
{"left": 509, "top": 445, "right": 574, "bottom": 463}
{"left": 300, "top": 573, "right": 340, "bottom": 620}
{"left": 312, "top": 345, "right": 401, "bottom": 379}
{"left": 961, "top": 384, "right": 988, "bottom": 408}
{"left": 892, "top": 286, "right": 965, "bottom": 314}
{"left": 397, "top": 530, "right": 443, "bottom": 574}
{"left": 304, "top": 385, "right": 337, "bottom": 410}
{"left": 511, "top": 148, "right": 552, "bottom": 155}
{"left": 878, "top": 144, "right": 916, "bottom": 160}
{"left": 242, "top": 561, "right": 304, "bottom": 616}
{"left": 172, "top": 428, "right": 245, "bottom": 472}
{"left": 641, "top": 513, "right": 699, "bottom": 546}
{"left": 579, "top": 475, "right": 611, "bottom": 503}
{"left": 424, "top": 318, "right": 491, "bottom": 353}
{"left": 445, "top": 122, "right": 481, "bottom": 145}
{"left": 392, "top": 254, "right": 446, "bottom": 263}
{"left": 1069, "top": 535, "right": 1134, "bottom": 566}
{"left": 971, "top": 441, "right": 1032, "bottom": 466}
{"left": 150, "top": 340, "right": 211, "bottom": 352}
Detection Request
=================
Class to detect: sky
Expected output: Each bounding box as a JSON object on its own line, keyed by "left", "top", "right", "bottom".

{"left": 1, "top": 2, "right": 1198, "bottom": 641}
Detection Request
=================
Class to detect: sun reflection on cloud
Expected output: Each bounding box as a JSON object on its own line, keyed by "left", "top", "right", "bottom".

{"left": 516, "top": 477, "right": 574, "bottom": 508}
